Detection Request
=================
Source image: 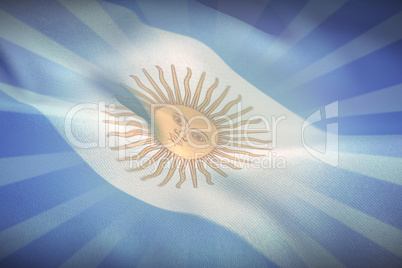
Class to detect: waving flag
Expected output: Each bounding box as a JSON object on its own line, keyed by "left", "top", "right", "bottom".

{"left": 1, "top": 0, "right": 401, "bottom": 267}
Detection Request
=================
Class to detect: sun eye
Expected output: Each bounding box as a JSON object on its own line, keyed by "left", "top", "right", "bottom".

{"left": 191, "top": 132, "right": 206, "bottom": 143}
{"left": 106, "top": 66, "right": 269, "bottom": 188}
{"left": 173, "top": 115, "right": 183, "bottom": 126}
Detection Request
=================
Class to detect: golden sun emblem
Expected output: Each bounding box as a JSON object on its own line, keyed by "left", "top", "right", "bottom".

{"left": 105, "top": 65, "right": 271, "bottom": 188}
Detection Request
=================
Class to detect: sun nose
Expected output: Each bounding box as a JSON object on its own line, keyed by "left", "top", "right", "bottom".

{"left": 174, "top": 127, "right": 187, "bottom": 135}
{"left": 174, "top": 128, "right": 189, "bottom": 142}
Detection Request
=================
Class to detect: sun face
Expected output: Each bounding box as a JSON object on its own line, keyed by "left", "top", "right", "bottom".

{"left": 105, "top": 65, "right": 271, "bottom": 188}
{"left": 154, "top": 105, "right": 218, "bottom": 160}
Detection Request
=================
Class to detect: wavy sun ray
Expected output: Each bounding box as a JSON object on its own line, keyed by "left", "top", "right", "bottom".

{"left": 105, "top": 66, "right": 270, "bottom": 188}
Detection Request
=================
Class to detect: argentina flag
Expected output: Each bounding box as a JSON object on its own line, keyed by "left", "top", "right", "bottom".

{"left": 1, "top": 0, "right": 402, "bottom": 267}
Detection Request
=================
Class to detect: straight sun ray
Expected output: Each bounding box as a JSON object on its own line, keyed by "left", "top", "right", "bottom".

{"left": 121, "top": 144, "right": 161, "bottom": 161}
{"left": 189, "top": 160, "right": 197, "bottom": 188}
{"left": 104, "top": 66, "right": 272, "bottom": 191}
{"left": 0, "top": 152, "right": 83, "bottom": 187}
{"left": 107, "top": 129, "right": 149, "bottom": 138}
{"left": 127, "top": 149, "right": 166, "bottom": 172}
{"left": 213, "top": 150, "right": 252, "bottom": 164}
{"left": 191, "top": 72, "right": 205, "bottom": 109}
{"left": 217, "top": 118, "right": 262, "bottom": 129}
{"left": 0, "top": 185, "right": 112, "bottom": 260}
{"left": 197, "top": 78, "right": 218, "bottom": 111}
{"left": 223, "top": 142, "right": 272, "bottom": 151}
{"left": 111, "top": 94, "right": 152, "bottom": 112}
{"left": 58, "top": 0, "right": 140, "bottom": 59}
{"left": 210, "top": 95, "right": 241, "bottom": 119}
{"left": 196, "top": 161, "right": 213, "bottom": 185}
{"left": 156, "top": 65, "right": 175, "bottom": 104}
{"left": 130, "top": 74, "right": 164, "bottom": 104}
{"left": 111, "top": 137, "right": 155, "bottom": 151}
{"left": 141, "top": 153, "right": 173, "bottom": 181}
{"left": 213, "top": 106, "right": 253, "bottom": 125}
{"left": 120, "top": 84, "right": 156, "bottom": 104}
{"left": 204, "top": 157, "right": 227, "bottom": 177}
{"left": 219, "top": 136, "right": 271, "bottom": 144}
{"left": 208, "top": 155, "right": 240, "bottom": 170}
{"left": 277, "top": 12, "right": 402, "bottom": 92}
{"left": 171, "top": 65, "right": 183, "bottom": 104}
{"left": 142, "top": 69, "right": 169, "bottom": 103}
{"left": 105, "top": 105, "right": 131, "bottom": 110}
{"left": 103, "top": 111, "right": 140, "bottom": 118}
{"left": 159, "top": 157, "right": 179, "bottom": 186}
{"left": 103, "top": 120, "right": 145, "bottom": 129}
{"left": 59, "top": 209, "right": 138, "bottom": 268}
{"left": 218, "top": 130, "right": 268, "bottom": 135}
{"left": 203, "top": 86, "right": 230, "bottom": 116}
{"left": 217, "top": 147, "right": 265, "bottom": 158}
{"left": 0, "top": 10, "right": 104, "bottom": 80}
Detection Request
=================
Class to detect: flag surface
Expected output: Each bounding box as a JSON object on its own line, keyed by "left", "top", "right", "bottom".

{"left": 0, "top": 0, "right": 402, "bottom": 267}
